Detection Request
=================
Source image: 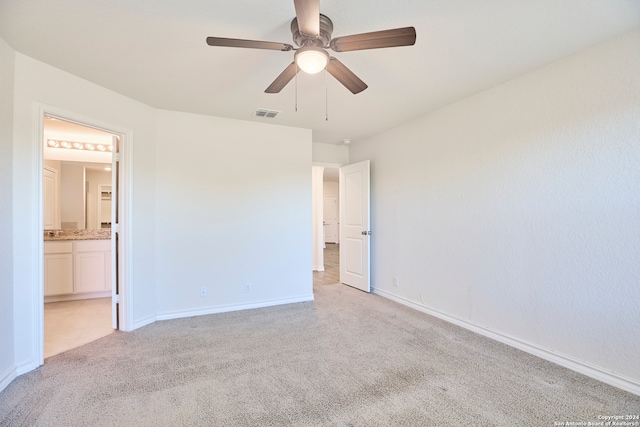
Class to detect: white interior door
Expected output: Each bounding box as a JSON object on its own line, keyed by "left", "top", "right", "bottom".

{"left": 323, "top": 196, "right": 338, "bottom": 243}
{"left": 339, "top": 160, "right": 371, "bottom": 292}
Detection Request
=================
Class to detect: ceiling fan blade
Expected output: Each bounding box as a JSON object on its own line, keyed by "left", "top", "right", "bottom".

{"left": 293, "top": 0, "right": 320, "bottom": 36}
{"left": 326, "top": 57, "right": 368, "bottom": 94}
{"left": 265, "top": 62, "right": 300, "bottom": 93}
{"left": 206, "top": 37, "right": 293, "bottom": 51}
{"left": 329, "top": 27, "right": 416, "bottom": 52}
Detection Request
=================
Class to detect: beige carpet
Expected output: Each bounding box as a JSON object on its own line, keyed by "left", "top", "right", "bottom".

{"left": 1, "top": 279, "right": 639, "bottom": 426}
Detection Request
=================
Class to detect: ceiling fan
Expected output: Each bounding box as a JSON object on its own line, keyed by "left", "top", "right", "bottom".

{"left": 206, "top": 0, "right": 416, "bottom": 94}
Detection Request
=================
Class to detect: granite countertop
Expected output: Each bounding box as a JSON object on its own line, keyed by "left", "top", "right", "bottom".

{"left": 44, "top": 229, "right": 112, "bottom": 241}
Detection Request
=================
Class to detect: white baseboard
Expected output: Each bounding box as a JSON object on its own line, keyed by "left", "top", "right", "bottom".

{"left": 15, "top": 358, "right": 40, "bottom": 376}
{"left": 45, "top": 291, "right": 111, "bottom": 303}
{"left": 131, "top": 314, "right": 157, "bottom": 331}
{"left": 156, "top": 294, "right": 315, "bottom": 322}
{"left": 374, "top": 288, "right": 640, "bottom": 397}
{"left": 3, "top": 353, "right": 45, "bottom": 391}
{"left": 0, "top": 365, "right": 17, "bottom": 394}
{"left": 120, "top": 295, "right": 316, "bottom": 330}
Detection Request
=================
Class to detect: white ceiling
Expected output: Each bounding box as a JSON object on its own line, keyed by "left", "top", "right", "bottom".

{"left": 1, "top": 0, "right": 639, "bottom": 145}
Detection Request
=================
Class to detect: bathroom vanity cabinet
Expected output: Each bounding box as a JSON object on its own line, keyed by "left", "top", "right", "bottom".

{"left": 44, "top": 239, "right": 111, "bottom": 301}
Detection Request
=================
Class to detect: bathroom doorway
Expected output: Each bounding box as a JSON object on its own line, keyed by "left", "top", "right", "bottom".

{"left": 41, "top": 114, "right": 121, "bottom": 358}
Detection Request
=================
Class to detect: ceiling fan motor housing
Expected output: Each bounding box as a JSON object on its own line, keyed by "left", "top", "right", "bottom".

{"left": 291, "top": 14, "right": 334, "bottom": 48}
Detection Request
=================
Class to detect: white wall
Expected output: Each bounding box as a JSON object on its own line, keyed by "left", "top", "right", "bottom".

{"left": 323, "top": 181, "right": 338, "bottom": 199}
{"left": 312, "top": 166, "right": 325, "bottom": 271}
{"left": 0, "top": 36, "right": 16, "bottom": 391}
{"left": 154, "top": 110, "right": 312, "bottom": 317}
{"left": 9, "top": 52, "right": 315, "bottom": 381}
{"left": 350, "top": 30, "right": 640, "bottom": 393}
{"left": 12, "top": 52, "right": 158, "bottom": 371}
{"left": 312, "top": 142, "right": 349, "bottom": 165}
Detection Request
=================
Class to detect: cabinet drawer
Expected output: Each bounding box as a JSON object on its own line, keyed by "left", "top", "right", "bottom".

{"left": 75, "top": 239, "right": 111, "bottom": 252}
{"left": 44, "top": 241, "right": 73, "bottom": 254}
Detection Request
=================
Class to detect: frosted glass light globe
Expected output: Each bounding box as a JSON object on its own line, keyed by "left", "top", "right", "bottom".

{"left": 295, "top": 47, "right": 329, "bottom": 74}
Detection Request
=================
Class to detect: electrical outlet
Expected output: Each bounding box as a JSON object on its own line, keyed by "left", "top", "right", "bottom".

{"left": 393, "top": 277, "right": 400, "bottom": 287}
{"left": 200, "top": 287, "right": 207, "bottom": 297}
{"left": 244, "top": 283, "right": 251, "bottom": 293}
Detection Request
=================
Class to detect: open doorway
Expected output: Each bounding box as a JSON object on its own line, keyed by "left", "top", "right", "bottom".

{"left": 312, "top": 166, "right": 341, "bottom": 286}
{"left": 323, "top": 168, "right": 339, "bottom": 245}
{"left": 322, "top": 167, "right": 340, "bottom": 282}
{"left": 42, "top": 115, "right": 118, "bottom": 358}
{"left": 313, "top": 161, "right": 371, "bottom": 292}
{"left": 313, "top": 161, "right": 370, "bottom": 291}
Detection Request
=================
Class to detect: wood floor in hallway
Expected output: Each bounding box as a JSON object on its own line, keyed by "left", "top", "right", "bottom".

{"left": 313, "top": 243, "right": 340, "bottom": 286}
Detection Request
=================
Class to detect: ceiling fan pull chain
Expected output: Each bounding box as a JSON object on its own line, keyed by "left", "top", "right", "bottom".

{"left": 295, "top": 63, "right": 299, "bottom": 112}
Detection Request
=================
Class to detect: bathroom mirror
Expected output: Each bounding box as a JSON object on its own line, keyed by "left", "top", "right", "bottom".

{"left": 43, "top": 159, "right": 112, "bottom": 230}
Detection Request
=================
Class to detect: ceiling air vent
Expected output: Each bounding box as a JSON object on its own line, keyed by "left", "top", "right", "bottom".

{"left": 253, "top": 108, "right": 280, "bottom": 119}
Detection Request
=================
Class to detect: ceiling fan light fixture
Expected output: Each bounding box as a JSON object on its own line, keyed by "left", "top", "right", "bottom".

{"left": 295, "top": 46, "right": 329, "bottom": 74}
{"left": 206, "top": 3, "right": 417, "bottom": 94}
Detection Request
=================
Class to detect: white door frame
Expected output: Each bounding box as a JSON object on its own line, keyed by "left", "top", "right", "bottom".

{"left": 34, "top": 104, "right": 134, "bottom": 365}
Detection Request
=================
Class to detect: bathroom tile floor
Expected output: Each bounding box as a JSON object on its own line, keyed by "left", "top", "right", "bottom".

{"left": 44, "top": 297, "right": 114, "bottom": 359}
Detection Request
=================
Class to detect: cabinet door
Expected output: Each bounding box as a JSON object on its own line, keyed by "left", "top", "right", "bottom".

{"left": 43, "top": 167, "right": 60, "bottom": 230}
{"left": 44, "top": 253, "right": 73, "bottom": 295}
{"left": 75, "top": 251, "right": 107, "bottom": 293}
